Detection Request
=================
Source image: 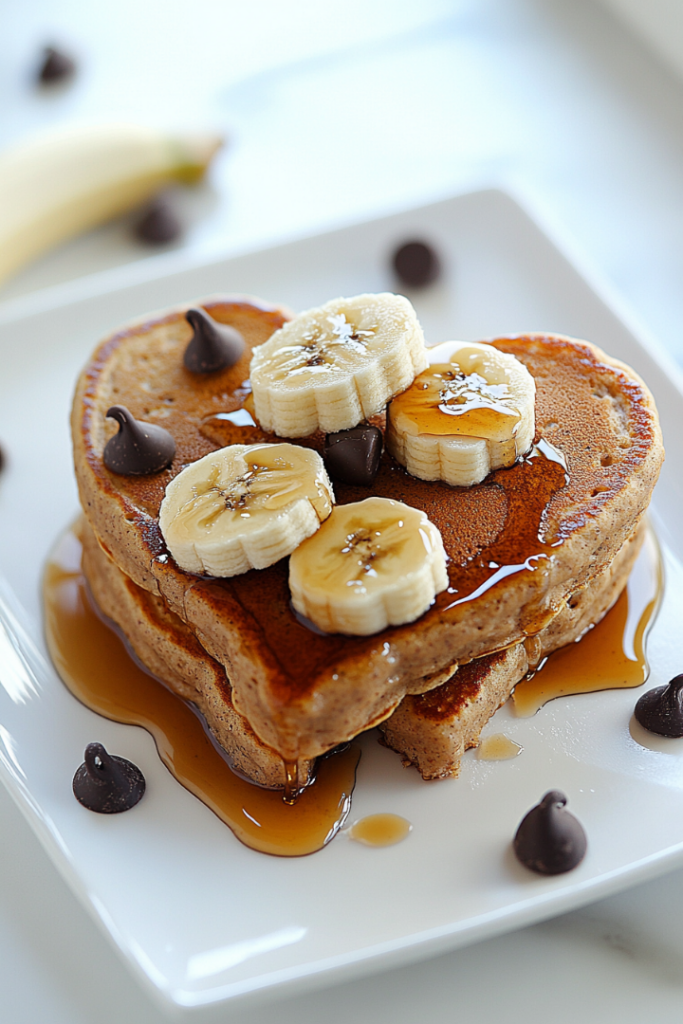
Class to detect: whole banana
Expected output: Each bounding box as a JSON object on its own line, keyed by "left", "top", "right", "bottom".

{"left": 0, "top": 122, "right": 223, "bottom": 284}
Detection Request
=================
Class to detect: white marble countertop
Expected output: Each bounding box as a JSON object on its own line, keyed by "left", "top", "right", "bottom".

{"left": 3, "top": 1, "right": 683, "bottom": 1021}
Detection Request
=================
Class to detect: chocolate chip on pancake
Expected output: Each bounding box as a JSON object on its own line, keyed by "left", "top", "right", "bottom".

{"left": 635, "top": 674, "right": 683, "bottom": 737}
{"left": 184, "top": 307, "right": 245, "bottom": 373}
{"left": 513, "top": 790, "right": 587, "bottom": 874}
{"left": 103, "top": 405, "right": 175, "bottom": 475}
{"left": 72, "top": 742, "right": 145, "bottom": 813}
{"left": 324, "top": 426, "right": 383, "bottom": 486}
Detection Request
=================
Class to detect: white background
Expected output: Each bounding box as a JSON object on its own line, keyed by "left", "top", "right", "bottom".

{"left": 4, "top": 1, "right": 683, "bottom": 1021}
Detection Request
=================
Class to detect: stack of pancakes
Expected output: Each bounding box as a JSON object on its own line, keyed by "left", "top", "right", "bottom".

{"left": 71, "top": 297, "right": 664, "bottom": 787}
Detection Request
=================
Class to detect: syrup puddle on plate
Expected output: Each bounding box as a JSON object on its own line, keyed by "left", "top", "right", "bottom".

{"left": 513, "top": 525, "right": 662, "bottom": 717}
{"left": 476, "top": 733, "right": 522, "bottom": 760}
{"left": 43, "top": 524, "right": 359, "bottom": 857}
{"left": 346, "top": 813, "right": 412, "bottom": 847}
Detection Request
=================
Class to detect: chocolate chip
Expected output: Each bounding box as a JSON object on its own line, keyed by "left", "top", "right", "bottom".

{"left": 134, "top": 194, "right": 182, "bottom": 245}
{"left": 392, "top": 240, "right": 441, "bottom": 288}
{"left": 183, "top": 308, "right": 245, "bottom": 373}
{"left": 103, "top": 405, "right": 175, "bottom": 476}
{"left": 0, "top": 443, "right": 5, "bottom": 474}
{"left": 72, "top": 743, "right": 145, "bottom": 814}
{"left": 324, "top": 426, "right": 383, "bottom": 486}
{"left": 513, "top": 790, "right": 587, "bottom": 875}
{"left": 38, "top": 46, "right": 76, "bottom": 85}
{"left": 635, "top": 674, "right": 683, "bottom": 737}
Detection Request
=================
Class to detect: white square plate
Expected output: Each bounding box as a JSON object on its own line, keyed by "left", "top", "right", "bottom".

{"left": 1, "top": 189, "right": 683, "bottom": 1014}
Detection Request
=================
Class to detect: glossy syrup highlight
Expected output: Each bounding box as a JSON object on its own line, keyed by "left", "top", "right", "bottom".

{"left": 43, "top": 524, "right": 359, "bottom": 857}
{"left": 442, "top": 440, "right": 569, "bottom": 621}
{"left": 389, "top": 362, "right": 520, "bottom": 439}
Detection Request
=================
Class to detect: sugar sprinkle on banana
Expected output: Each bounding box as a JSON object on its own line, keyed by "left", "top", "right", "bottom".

{"left": 386, "top": 340, "right": 535, "bottom": 487}
{"left": 250, "top": 293, "right": 428, "bottom": 437}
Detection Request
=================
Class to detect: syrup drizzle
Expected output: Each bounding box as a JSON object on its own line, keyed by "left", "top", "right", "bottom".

{"left": 513, "top": 525, "right": 662, "bottom": 716}
{"left": 443, "top": 441, "right": 568, "bottom": 619}
{"left": 283, "top": 760, "right": 299, "bottom": 805}
{"left": 43, "top": 525, "right": 359, "bottom": 857}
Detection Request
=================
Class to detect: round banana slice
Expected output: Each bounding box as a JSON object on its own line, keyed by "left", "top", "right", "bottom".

{"left": 386, "top": 340, "right": 535, "bottom": 487}
{"left": 250, "top": 293, "right": 428, "bottom": 437}
{"left": 289, "top": 497, "right": 448, "bottom": 636}
{"left": 159, "top": 443, "right": 334, "bottom": 577}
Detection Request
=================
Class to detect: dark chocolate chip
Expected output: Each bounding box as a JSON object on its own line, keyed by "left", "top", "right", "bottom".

{"left": 635, "top": 674, "right": 683, "bottom": 737}
{"left": 38, "top": 46, "right": 76, "bottom": 85}
{"left": 324, "top": 426, "right": 383, "bottom": 486}
{"left": 134, "top": 194, "right": 182, "bottom": 245}
{"left": 103, "top": 405, "right": 175, "bottom": 476}
{"left": 513, "top": 790, "right": 587, "bottom": 875}
{"left": 183, "top": 308, "right": 245, "bottom": 373}
{"left": 392, "top": 240, "right": 441, "bottom": 288}
{"left": 72, "top": 742, "right": 145, "bottom": 814}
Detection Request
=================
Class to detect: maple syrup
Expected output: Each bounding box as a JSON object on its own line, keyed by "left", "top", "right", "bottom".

{"left": 43, "top": 525, "right": 359, "bottom": 857}
{"left": 442, "top": 441, "right": 568, "bottom": 615}
{"left": 346, "top": 813, "right": 412, "bottom": 847}
{"left": 388, "top": 340, "right": 523, "bottom": 442}
{"left": 477, "top": 733, "right": 522, "bottom": 760}
{"left": 512, "top": 526, "right": 662, "bottom": 717}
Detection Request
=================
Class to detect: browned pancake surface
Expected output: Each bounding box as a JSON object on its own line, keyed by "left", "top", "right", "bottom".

{"left": 72, "top": 298, "right": 663, "bottom": 759}
{"left": 80, "top": 518, "right": 314, "bottom": 789}
{"left": 380, "top": 519, "right": 645, "bottom": 779}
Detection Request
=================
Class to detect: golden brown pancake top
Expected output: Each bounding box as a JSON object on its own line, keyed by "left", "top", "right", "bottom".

{"left": 71, "top": 298, "right": 663, "bottom": 757}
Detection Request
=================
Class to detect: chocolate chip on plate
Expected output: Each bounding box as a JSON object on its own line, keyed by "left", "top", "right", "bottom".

{"left": 103, "top": 405, "right": 176, "bottom": 476}
{"left": 134, "top": 193, "right": 182, "bottom": 245}
{"left": 324, "top": 426, "right": 383, "bottom": 486}
{"left": 73, "top": 742, "right": 145, "bottom": 814}
{"left": 392, "top": 240, "right": 441, "bottom": 288}
{"left": 183, "top": 307, "right": 245, "bottom": 373}
{"left": 634, "top": 674, "right": 683, "bottom": 737}
{"left": 38, "top": 45, "right": 76, "bottom": 85}
{"left": 513, "top": 790, "right": 587, "bottom": 875}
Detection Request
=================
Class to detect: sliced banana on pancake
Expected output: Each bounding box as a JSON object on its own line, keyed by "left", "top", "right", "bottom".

{"left": 250, "top": 293, "right": 428, "bottom": 437}
{"left": 159, "top": 443, "right": 334, "bottom": 576}
{"left": 386, "top": 341, "right": 535, "bottom": 487}
{"left": 289, "top": 496, "right": 448, "bottom": 636}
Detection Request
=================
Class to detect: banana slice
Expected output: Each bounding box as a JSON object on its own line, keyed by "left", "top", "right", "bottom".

{"left": 250, "top": 293, "right": 428, "bottom": 437}
{"left": 159, "top": 443, "right": 334, "bottom": 577}
{"left": 289, "top": 497, "right": 448, "bottom": 636}
{"left": 386, "top": 341, "right": 535, "bottom": 487}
